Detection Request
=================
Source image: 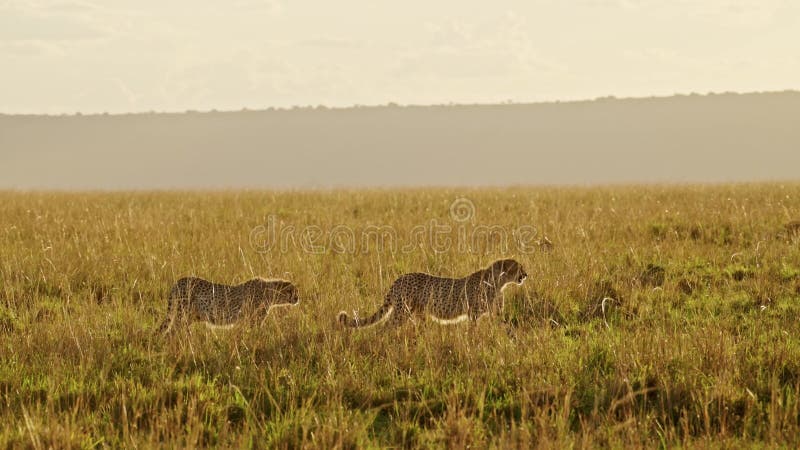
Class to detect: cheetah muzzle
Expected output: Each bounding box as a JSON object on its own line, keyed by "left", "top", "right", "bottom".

{"left": 337, "top": 258, "right": 527, "bottom": 328}
{"left": 155, "top": 277, "right": 299, "bottom": 335}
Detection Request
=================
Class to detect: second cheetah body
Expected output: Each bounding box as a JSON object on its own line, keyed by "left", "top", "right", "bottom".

{"left": 155, "top": 277, "right": 299, "bottom": 334}
{"left": 338, "top": 259, "right": 527, "bottom": 328}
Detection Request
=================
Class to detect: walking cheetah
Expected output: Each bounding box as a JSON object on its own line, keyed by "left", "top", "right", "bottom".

{"left": 337, "top": 259, "right": 527, "bottom": 328}
{"left": 155, "top": 277, "right": 299, "bottom": 335}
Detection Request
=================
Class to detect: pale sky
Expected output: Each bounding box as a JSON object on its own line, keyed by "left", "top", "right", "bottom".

{"left": 1, "top": 0, "right": 799, "bottom": 114}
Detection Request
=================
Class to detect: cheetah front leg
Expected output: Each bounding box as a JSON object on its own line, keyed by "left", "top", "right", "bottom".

{"left": 468, "top": 307, "right": 483, "bottom": 323}
{"left": 466, "top": 305, "right": 487, "bottom": 334}
{"left": 247, "top": 304, "right": 271, "bottom": 328}
{"left": 468, "top": 296, "right": 490, "bottom": 323}
{"left": 492, "top": 294, "right": 518, "bottom": 339}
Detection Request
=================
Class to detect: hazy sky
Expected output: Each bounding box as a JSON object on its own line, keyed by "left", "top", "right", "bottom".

{"left": 2, "top": 0, "right": 799, "bottom": 114}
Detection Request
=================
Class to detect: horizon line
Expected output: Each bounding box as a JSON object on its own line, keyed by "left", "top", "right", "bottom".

{"left": 2, "top": 89, "right": 798, "bottom": 118}
{"left": 3, "top": 180, "right": 800, "bottom": 194}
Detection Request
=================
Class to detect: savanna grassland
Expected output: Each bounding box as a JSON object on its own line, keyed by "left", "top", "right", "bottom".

{"left": 2, "top": 184, "right": 800, "bottom": 449}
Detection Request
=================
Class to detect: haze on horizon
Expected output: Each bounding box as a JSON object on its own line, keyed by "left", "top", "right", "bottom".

{"left": 2, "top": 1, "right": 800, "bottom": 189}
{"left": 1, "top": 0, "right": 799, "bottom": 114}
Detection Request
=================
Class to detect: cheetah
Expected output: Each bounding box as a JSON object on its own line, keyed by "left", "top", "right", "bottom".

{"left": 155, "top": 277, "right": 299, "bottom": 335}
{"left": 337, "top": 259, "right": 527, "bottom": 328}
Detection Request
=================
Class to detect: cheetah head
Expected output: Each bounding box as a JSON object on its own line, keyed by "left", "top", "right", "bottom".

{"left": 275, "top": 281, "right": 300, "bottom": 305}
{"left": 489, "top": 258, "right": 528, "bottom": 289}
{"left": 253, "top": 278, "right": 300, "bottom": 305}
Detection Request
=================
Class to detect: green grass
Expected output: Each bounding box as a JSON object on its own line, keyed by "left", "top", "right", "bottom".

{"left": 1, "top": 184, "right": 800, "bottom": 448}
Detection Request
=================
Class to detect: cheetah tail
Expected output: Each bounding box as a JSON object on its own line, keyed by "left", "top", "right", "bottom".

{"left": 337, "top": 301, "right": 393, "bottom": 328}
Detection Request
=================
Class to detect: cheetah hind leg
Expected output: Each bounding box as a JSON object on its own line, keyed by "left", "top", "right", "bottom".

{"left": 392, "top": 305, "right": 423, "bottom": 347}
{"left": 388, "top": 303, "right": 413, "bottom": 327}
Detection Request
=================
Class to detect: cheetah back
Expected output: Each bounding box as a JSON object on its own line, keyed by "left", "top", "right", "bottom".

{"left": 389, "top": 273, "right": 487, "bottom": 321}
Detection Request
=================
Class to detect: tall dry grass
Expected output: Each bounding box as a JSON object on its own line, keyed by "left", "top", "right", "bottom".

{"left": 1, "top": 184, "right": 800, "bottom": 448}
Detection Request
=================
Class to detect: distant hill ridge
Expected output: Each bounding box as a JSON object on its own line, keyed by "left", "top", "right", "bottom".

{"left": 2, "top": 90, "right": 798, "bottom": 117}
{"left": 1, "top": 91, "right": 799, "bottom": 189}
